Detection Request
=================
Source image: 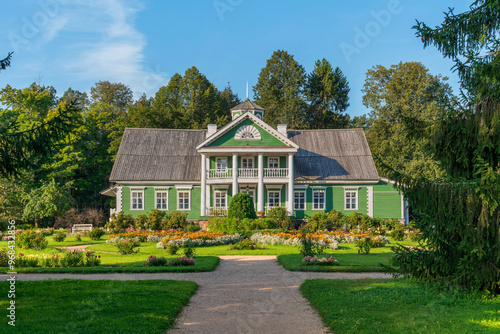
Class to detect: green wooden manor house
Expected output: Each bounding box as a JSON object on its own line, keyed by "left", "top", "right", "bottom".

{"left": 102, "top": 99, "right": 408, "bottom": 222}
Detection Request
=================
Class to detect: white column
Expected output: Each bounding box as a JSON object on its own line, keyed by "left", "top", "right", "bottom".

{"left": 200, "top": 153, "right": 207, "bottom": 216}
{"left": 367, "top": 186, "right": 374, "bottom": 218}
{"left": 257, "top": 153, "right": 264, "bottom": 212}
{"left": 288, "top": 153, "right": 294, "bottom": 216}
{"left": 232, "top": 153, "right": 238, "bottom": 197}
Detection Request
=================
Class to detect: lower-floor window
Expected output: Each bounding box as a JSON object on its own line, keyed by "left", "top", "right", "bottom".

{"left": 294, "top": 191, "right": 305, "bottom": 210}
{"left": 345, "top": 191, "right": 357, "bottom": 210}
{"left": 155, "top": 191, "right": 168, "bottom": 210}
{"left": 214, "top": 191, "right": 227, "bottom": 208}
{"left": 131, "top": 190, "right": 144, "bottom": 210}
{"left": 178, "top": 191, "right": 190, "bottom": 210}
{"left": 268, "top": 191, "right": 280, "bottom": 207}
{"left": 313, "top": 190, "right": 325, "bottom": 210}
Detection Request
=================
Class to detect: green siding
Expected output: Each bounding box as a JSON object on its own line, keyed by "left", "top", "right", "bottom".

{"left": 209, "top": 119, "right": 287, "bottom": 147}
{"left": 372, "top": 182, "right": 402, "bottom": 219}
{"left": 117, "top": 181, "right": 402, "bottom": 221}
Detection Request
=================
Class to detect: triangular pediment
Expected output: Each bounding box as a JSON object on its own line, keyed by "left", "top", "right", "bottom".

{"left": 196, "top": 112, "right": 298, "bottom": 149}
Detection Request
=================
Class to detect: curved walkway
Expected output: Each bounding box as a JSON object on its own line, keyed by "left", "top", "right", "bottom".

{"left": 1, "top": 256, "right": 390, "bottom": 334}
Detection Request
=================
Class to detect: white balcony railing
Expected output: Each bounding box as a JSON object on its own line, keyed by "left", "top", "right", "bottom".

{"left": 207, "top": 168, "right": 289, "bottom": 179}
{"left": 206, "top": 207, "right": 228, "bottom": 216}
{"left": 208, "top": 169, "right": 233, "bottom": 179}
{"left": 264, "top": 168, "right": 288, "bottom": 178}
{"left": 238, "top": 168, "right": 258, "bottom": 178}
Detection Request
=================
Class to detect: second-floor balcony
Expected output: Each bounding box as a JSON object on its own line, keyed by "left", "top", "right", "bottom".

{"left": 208, "top": 168, "right": 289, "bottom": 179}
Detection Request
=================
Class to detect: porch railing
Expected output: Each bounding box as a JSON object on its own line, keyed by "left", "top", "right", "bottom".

{"left": 208, "top": 169, "right": 233, "bottom": 179}
{"left": 238, "top": 168, "right": 258, "bottom": 178}
{"left": 206, "top": 207, "right": 228, "bottom": 216}
{"left": 264, "top": 168, "right": 288, "bottom": 178}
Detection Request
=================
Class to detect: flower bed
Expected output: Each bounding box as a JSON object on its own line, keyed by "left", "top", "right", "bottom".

{"left": 144, "top": 255, "right": 195, "bottom": 267}
{"left": 14, "top": 251, "right": 101, "bottom": 268}
{"left": 302, "top": 255, "right": 339, "bottom": 266}
{"left": 156, "top": 231, "right": 243, "bottom": 248}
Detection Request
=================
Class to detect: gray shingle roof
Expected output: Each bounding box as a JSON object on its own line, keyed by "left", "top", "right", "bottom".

{"left": 109, "top": 128, "right": 206, "bottom": 182}
{"left": 109, "top": 127, "right": 379, "bottom": 182}
{"left": 230, "top": 98, "right": 264, "bottom": 111}
{"left": 288, "top": 129, "right": 379, "bottom": 181}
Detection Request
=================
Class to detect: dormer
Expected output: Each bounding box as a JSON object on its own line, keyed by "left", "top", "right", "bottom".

{"left": 230, "top": 98, "right": 264, "bottom": 120}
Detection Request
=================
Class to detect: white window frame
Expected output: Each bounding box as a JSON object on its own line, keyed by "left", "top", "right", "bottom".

{"left": 214, "top": 190, "right": 227, "bottom": 208}
{"left": 268, "top": 157, "right": 280, "bottom": 169}
{"left": 216, "top": 157, "right": 227, "bottom": 171}
{"left": 155, "top": 191, "right": 168, "bottom": 210}
{"left": 177, "top": 191, "right": 191, "bottom": 210}
{"left": 268, "top": 190, "right": 281, "bottom": 208}
{"left": 294, "top": 191, "right": 306, "bottom": 210}
{"left": 344, "top": 189, "right": 358, "bottom": 210}
{"left": 130, "top": 189, "right": 144, "bottom": 210}
{"left": 241, "top": 157, "right": 254, "bottom": 169}
{"left": 312, "top": 190, "right": 325, "bottom": 210}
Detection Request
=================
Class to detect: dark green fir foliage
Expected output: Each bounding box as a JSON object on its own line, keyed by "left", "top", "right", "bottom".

{"left": 227, "top": 193, "right": 256, "bottom": 220}
{"left": 391, "top": 0, "right": 500, "bottom": 293}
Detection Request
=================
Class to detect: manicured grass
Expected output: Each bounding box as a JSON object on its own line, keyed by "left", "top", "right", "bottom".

{"left": 0, "top": 279, "right": 198, "bottom": 333}
{"left": 300, "top": 279, "right": 500, "bottom": 333}
{"left": 276, "top": 239, "right": 419, "bottom": 272}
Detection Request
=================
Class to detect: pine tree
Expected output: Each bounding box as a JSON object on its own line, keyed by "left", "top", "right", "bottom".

{"left": 390, "top": 1, "right": 500, "bottom": 293}
{"left": 253, "top": 50, "right": 307, "bottom": 128}
{"left": 306, "top": 58, "right": 350, "bottom": 128}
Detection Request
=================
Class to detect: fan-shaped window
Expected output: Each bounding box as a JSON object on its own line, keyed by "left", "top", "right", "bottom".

{"left": 234, "top": 125, "right": 261, "bottom": 140}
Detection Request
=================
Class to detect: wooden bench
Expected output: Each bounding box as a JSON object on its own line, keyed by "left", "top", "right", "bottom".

{"left": 72, "top": 224, "right": 93, "bottom": 232}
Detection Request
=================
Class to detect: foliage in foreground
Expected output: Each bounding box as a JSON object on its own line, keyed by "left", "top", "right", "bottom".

{"left": 389, "top": 1, "right": 500, "bottom": 294}
{"left": 0, "top": 279, "right": 198, "bottom": 333}
{"left": 301, "top": 278, "right": 500, "bottom": 333}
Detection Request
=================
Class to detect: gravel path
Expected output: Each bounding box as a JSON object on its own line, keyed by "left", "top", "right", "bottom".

{"left": 1, "top": 256, "right": 390, "bottom": 334}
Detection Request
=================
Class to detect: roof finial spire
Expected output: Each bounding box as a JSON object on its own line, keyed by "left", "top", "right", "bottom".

{"left": 246, "top": 81, "right": 249, "bottom": 100}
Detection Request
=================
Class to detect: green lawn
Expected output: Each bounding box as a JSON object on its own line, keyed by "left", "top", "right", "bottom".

{"left": 0, "top": 234, "right": 420, "bottom": 273}
{"left": 0, "top": 279, "right": 198, "bottom": 333}
{"left": 300, "top": 279, "right": 500, "bottom": 333}
{"left": 277, "top": 239, "right": 419, "bottom": 272}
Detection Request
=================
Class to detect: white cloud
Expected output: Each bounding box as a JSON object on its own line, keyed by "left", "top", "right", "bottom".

{"left": 55, "top": 0, "right": 168, "bottom": 98}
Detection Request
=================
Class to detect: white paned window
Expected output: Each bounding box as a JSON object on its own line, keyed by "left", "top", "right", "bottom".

{"left": 216, "top": 157, "right": 227, "bottom": 170}
{"left": 155, "top": 191, "right": 168, "bottom": 210}
{"left": 131, "top": 190, "right": 144, "bottom": 210}
{"left": 268, "top": 157, "right": 279, "bottom": 169}
{"left": 313, "top": 190, "right": 325, "bottom": 210}
{"left": 242, "top": 158, "right": 254, "bottom": 168}
{"left": 294, "top": 191, "right": 305, "bottom": 210}
{"left": 178, "top": 191, "right": 190, "bottom": 210}
{"left": 214, "top": 191, "right": 227, "bottom": 208}
{"left": 345, "top": 190, "right": 358, "bottom": 210}
{"left": 268, "top": 191, "right": 281, "bottom": 207}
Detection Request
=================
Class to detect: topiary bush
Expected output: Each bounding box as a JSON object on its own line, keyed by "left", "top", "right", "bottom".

{"left": 88, "top": 228, "right": 105, "bottom": 241}
{"left": 227, "top": 193, "right": 256, "bottom": 220}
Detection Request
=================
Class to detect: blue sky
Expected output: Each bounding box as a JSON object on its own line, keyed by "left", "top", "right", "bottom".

{"left": 1, "top": 0, "right": 471, "bottom": 117}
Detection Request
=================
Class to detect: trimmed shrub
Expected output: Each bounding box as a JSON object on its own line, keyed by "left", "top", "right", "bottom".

{"left": 17, "top": 230, "right": 48, "bottom": 250}
{"left": 134, "top": 214, "right": 148, "bottom": 230}
{"left": 267, "top": 207, "right": 291, "bottom": 229}
{"left": 0, "top": 249, "right": 8, "bottom": 267}
{"left": 307, "top": 212, "right": 331, "bottom": 231}
{"left": 53, "top": 230, "right": 66, "bottom": 242}
{"left": 183, "top": 242, "right": 196, "bottom": 258}
{"left": 106, "top": 212, "right": 134, "bottom": 231}
{"left": 227, "top": 193, "right": 256, "bottom": 219}
{"left": 88, "top": 228, "right": 105, "bottom": 241}
{"left": 166, "top": 242, "right": 180, "bottom": 255}
{"left": 228, "top": 239, "right": 265, "bottom": 250}
{"left": 164, "top": 211, "right": 187, "bottom": 230}
{"left": 115, "top": 239, "right": 140, "bottom": 255}
{"left": 146, "top": 209, "right": 166, "bottom": 231}
{"left": 298, "top": 237, "right": 324, "bottom": 257}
